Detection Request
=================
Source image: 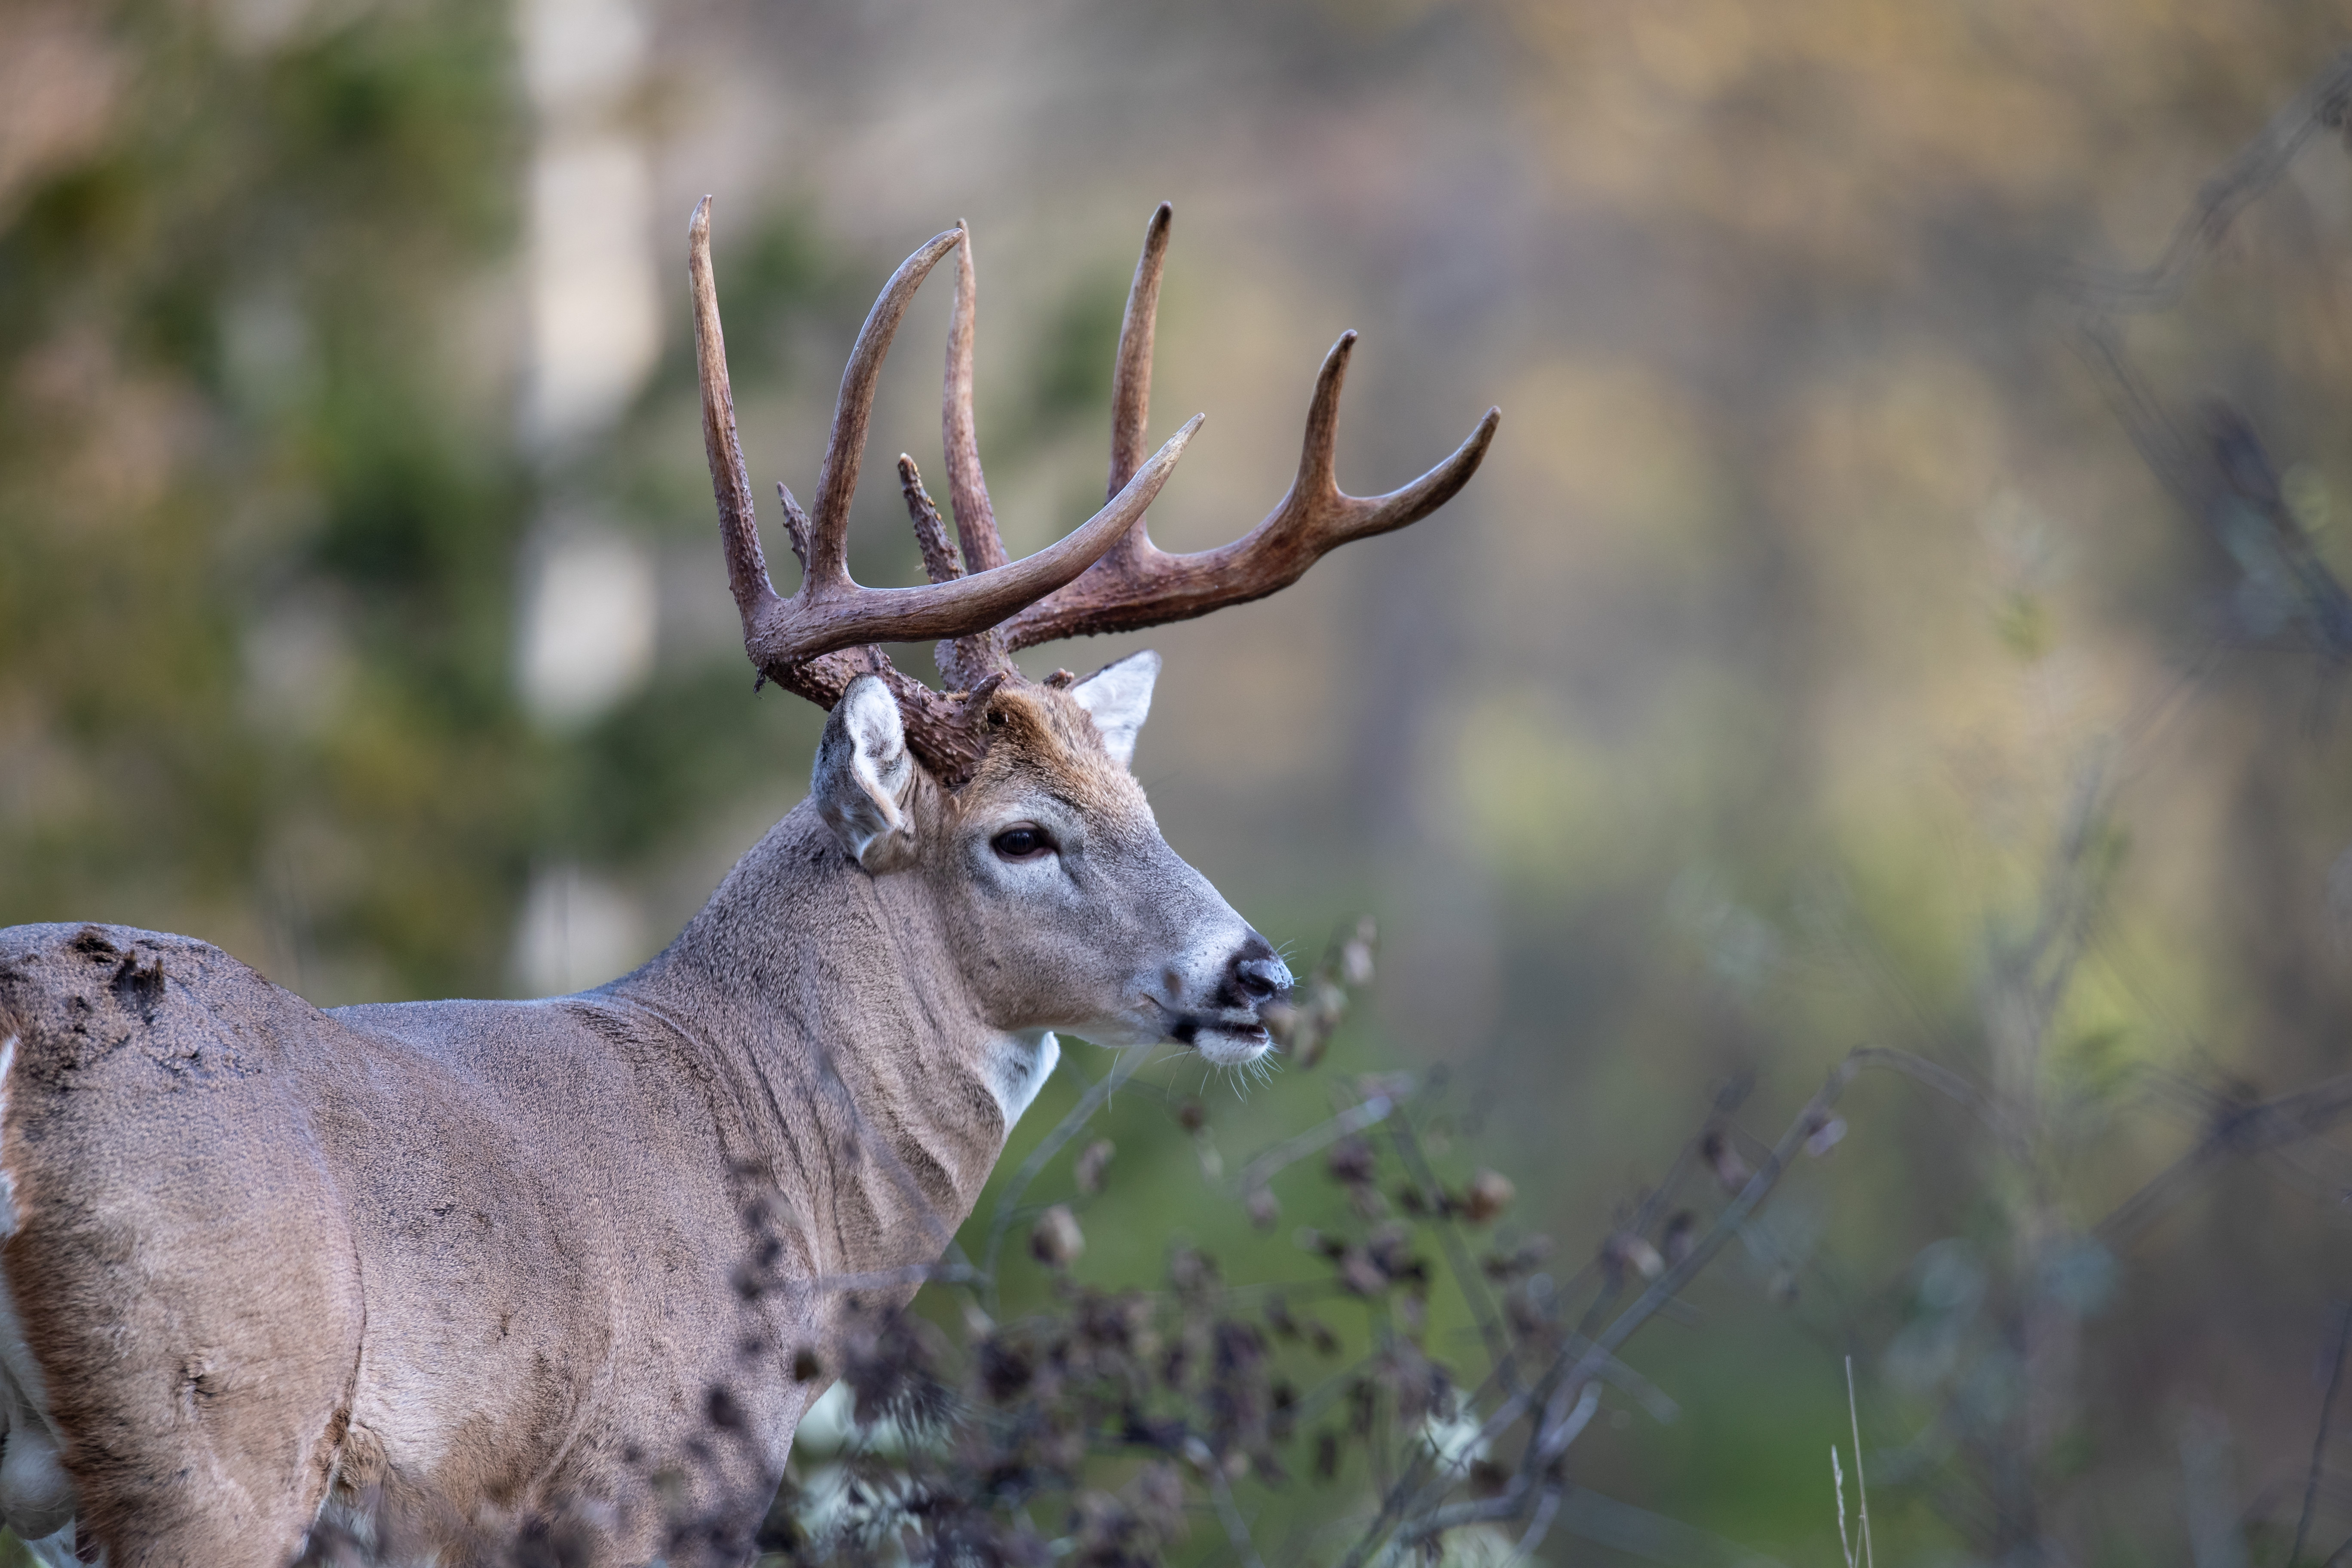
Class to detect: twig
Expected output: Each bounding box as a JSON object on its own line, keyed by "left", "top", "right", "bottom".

{"left": 1208, "top": 1466, "right": 1270, "bottom": 1568}
{"left": 1574, "top": 1056, "right": 1864, "bottom": 1377}
{"left": 1394, "top": 1385, "right": 1599, "bottom": 1549}
{"left": 2058, "top": 52, "right": 2352, "bottom": 315}
{"left": 1617, "top": 1080, "right": 1738, "bottom": 1243}
{"left": 2071, "top": 319, "right": 2203, "bottom": 522}
{"left": 1834, "top": 1445, "right": 1855, "bottom": 1568}
{"left": 808, "top": 1260, "right": 978, "bottom": 1295}
{"left": 1848, "top": 1046, "right": 1994, "bottom": 1121}
{"left": 1582, "top": 1345, "right": 1680, "bottom": 1424}
{"left": 2097, "top": 1073, "right": 2352, "bottom": 1248}
{"left": 1342, "top": 1052, "right": 1870, "bottom": 1568}
{"left": 1847, "top": 1355, "right": 1874, "bottom": 1568}
{"left": 977, "top": 1044, "right": 1152, "bottom": 1306}
{"left": 2293, "top": 1302, "right": 2352, "bottom": 1566}
{"left": 1513, "top": 1482, "right": 1566, "bottom": 1564}
{"left": 1232, "top": 1090, "right": 1404, "bottom": 1198}
{"left": 1387, "top": 1112, "right": 1513, "bottom": 1372}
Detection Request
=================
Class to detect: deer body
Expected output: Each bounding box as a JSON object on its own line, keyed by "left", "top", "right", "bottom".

{"left": 0, "top": 923, "right": 815, "bottom": 1562}
{"left": 0, "top": 673, "right": 1285, "bottom": 1565}
{"left": 0, "top": 201, "right": 1494, "bottom": 1564}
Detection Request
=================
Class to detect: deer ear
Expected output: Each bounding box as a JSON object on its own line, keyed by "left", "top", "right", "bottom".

{"left": 813, "top": 676, "right": 918, "bottom": 869}
{"left": 1069, "top": 649, "right": 1159, "bottom": 770}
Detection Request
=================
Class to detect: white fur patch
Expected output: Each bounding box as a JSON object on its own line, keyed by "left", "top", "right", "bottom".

{"left": 1069, "top": 651, "right": 1158, "bottom": 770}
{"left": 984, "top": 1031, "right": 1060, "bottom": 1127}
{"left": 18, "top": 1523, "right": 78, "bottom": 1568}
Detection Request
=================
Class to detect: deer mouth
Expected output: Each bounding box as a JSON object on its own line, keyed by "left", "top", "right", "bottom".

{"left": 1167, "top": 1015, "right": 1273, "bottom": 1066}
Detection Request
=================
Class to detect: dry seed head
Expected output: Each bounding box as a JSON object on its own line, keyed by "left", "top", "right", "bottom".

{"left": 1031, "top": 1204, "right": 1085, "bottom": 1267}
{"left": 1461, "top": 1169, "right": 1515, "bottom": 1225}
{"left": 1075, "top": 1138, "right": 1115, "bottom": 1195}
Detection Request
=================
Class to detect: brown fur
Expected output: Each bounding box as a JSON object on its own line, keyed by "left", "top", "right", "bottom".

{"left": 0, "top": 674, "right": 1282, "bottom": 1565}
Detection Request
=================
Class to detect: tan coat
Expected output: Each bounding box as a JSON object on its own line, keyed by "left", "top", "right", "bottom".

{"left": 0, "top": 667, "right": 1289, "bottom": 1566}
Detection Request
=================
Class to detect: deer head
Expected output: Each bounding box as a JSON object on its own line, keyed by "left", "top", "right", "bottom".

{"left": 687, "top": 197, "right": 1498, "bottom": 1068}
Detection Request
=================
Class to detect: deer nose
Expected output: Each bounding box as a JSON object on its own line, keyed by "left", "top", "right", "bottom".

{"left": 1228, "top": 938, "right": 1292, "bottom": 1008}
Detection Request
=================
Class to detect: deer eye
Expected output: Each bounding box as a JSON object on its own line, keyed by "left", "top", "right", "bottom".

{"left": 991, "top": 825, "right": 1054, "bottom": 861}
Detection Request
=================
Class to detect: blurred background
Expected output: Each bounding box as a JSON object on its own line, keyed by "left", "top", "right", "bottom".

{"left": 5, "top": 0, "right": 2352, "bottom": 1562}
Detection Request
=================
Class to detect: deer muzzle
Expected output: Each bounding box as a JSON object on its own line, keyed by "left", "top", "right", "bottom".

{"left": 1159, "top": 933, "right": 1292, "bottom": 1066}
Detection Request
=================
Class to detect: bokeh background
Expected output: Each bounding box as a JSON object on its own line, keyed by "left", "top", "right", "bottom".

{"left": 6, "top": 1, "right": 2352, "bottom": 1562}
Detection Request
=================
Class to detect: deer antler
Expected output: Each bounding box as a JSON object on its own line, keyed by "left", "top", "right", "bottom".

{"left": 942, "top": 217, "right": 1010, "bottom": 579}
{"left": 691, "top": 196, "right": 1493, "bottom": 786}
{"left": 998, "top": 202, "right": 1501, "bottom": 649}
{"left": 689, "top": 198, "right": 1199, "bottom": 705}
{"left": 902, "top": 218, "right": 1019, "bottom": 692}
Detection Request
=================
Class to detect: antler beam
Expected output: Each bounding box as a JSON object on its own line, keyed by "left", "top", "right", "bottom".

{"left": 998, "top": 202, "right": 1500, "bottom": 650}
{"left": 689, "top": 197, "right": 1200, "bottom": 674}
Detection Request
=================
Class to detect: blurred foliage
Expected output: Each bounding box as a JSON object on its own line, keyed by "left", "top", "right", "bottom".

{"left": 0, "top": 0, "right": 532, "bottom": 994}
{"left": 0, "top": 0, "right": 845, "bottom": 1001}
{"left": 13, "top": 1, "right": 2352, "bottom": 1566}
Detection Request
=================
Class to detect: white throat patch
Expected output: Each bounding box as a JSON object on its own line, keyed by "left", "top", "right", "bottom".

{"left": 985, "top": 1030, "right": 1061, "bottom": 1128}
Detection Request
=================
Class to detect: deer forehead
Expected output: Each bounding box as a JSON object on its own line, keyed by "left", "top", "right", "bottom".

{"left": 951, "top": 686, "right": 1150, "bottom": 827}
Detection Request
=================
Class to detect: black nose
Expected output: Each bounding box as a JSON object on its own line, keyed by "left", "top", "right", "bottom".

{"left": 1227, "top": 936, "right": 1292, "bottom": 1008}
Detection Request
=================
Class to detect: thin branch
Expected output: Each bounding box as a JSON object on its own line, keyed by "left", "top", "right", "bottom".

{"left": 1387, "top": 1111, "right": 1513, "bottom": 1373}
{"left": 1847, "top": 1046, "right": 1993, "bottom": 1121}
{"left": 1847, "top": 1355, "right": 1874, "bottom": 1568}
{"left": 2294, "top": 1302, "right": 2352, "bottom": 1566}
{"left": 2058, "top": 52, "right": 2352, "bottom": 315}
{"left": 1396, "top": 1386, "right": 1598, "bottom": 1547}
{"left": 2098, "top": 1072, "right": 2352, "bottom": 1247}
{"left": 1342, "top": 1053, "right": 1871, "bottom": 1568}
{"left": 807, "top": 1261, "right": 978, "bottom": 1295}
{"left": 1513, "top": 1482, "right": 1566, "bottom": 1564}
{"left": 1232, "top": 1089, "right": 1405, "bottom": 1197}
{"left": 1835, "top": 1446, "right": 1855, "bottom": 1568}
{"left": 1209, "top": 1466, "right": 1271, "bottom": 1568}
{"left": 1578, "top": 1056, "right": 1865, "bottom": 1374}
{"left": 978, "top": 1045, "right": 1154, "bottom": 1307}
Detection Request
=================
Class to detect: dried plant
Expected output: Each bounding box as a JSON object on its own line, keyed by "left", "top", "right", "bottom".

{"left": 570, "top": 916, "right": 1905, "bottom": 1568}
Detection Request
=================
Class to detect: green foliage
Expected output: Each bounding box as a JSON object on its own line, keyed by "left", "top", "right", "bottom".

{"left": 0, "top": 0, "right": 525, "bottom": 993}
{"left": 0, "top": 2, "right": 842, "bottom": 1001}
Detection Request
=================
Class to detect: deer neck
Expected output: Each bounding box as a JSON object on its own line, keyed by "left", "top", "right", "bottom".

{"left": 613, "top": 802, "right": 1026, "bottom": 1286}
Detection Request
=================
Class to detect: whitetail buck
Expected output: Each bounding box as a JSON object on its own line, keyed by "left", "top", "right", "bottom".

{"left": 0, "top": 200, "right": 1496, "bottom": 1566}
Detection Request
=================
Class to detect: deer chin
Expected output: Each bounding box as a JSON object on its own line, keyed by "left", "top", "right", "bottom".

{"left": 1170, "top": 1017, "right": 1274, "bottom": 1067}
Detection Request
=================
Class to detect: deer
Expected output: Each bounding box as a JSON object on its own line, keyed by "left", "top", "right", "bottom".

{"left": 0, "top": 198, "right": 1497, "bottom": 1567}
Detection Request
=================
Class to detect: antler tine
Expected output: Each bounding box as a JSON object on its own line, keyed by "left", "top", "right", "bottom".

{"left": 943, "top": 222, "right": 1010, "bottom": 573}
{"left": 897, "top": 455, "right": 964, "bottom": 586}
{"left": 1108, "top": 201, "right": 1174, "bottom": 501}
{"left": 1278, "top": 331, "right": 1501, "bottom": 547}
{"left": 799, "top": 225, "right": 964, "bottom": 589}
{"left": 1001, "top": 305, "right": 1500, "bottom": 649}
{"left": 689, "top": 197, "right": 783, "bottom": 633}
{"left": 903, "top": 449, "right": 1020, "bottom": 691}
{"left": 737, "top": 412, "right": 1200, "bottom": 663}
{"left": 692, "top": 199, "right": 1204, "bottom": 673}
